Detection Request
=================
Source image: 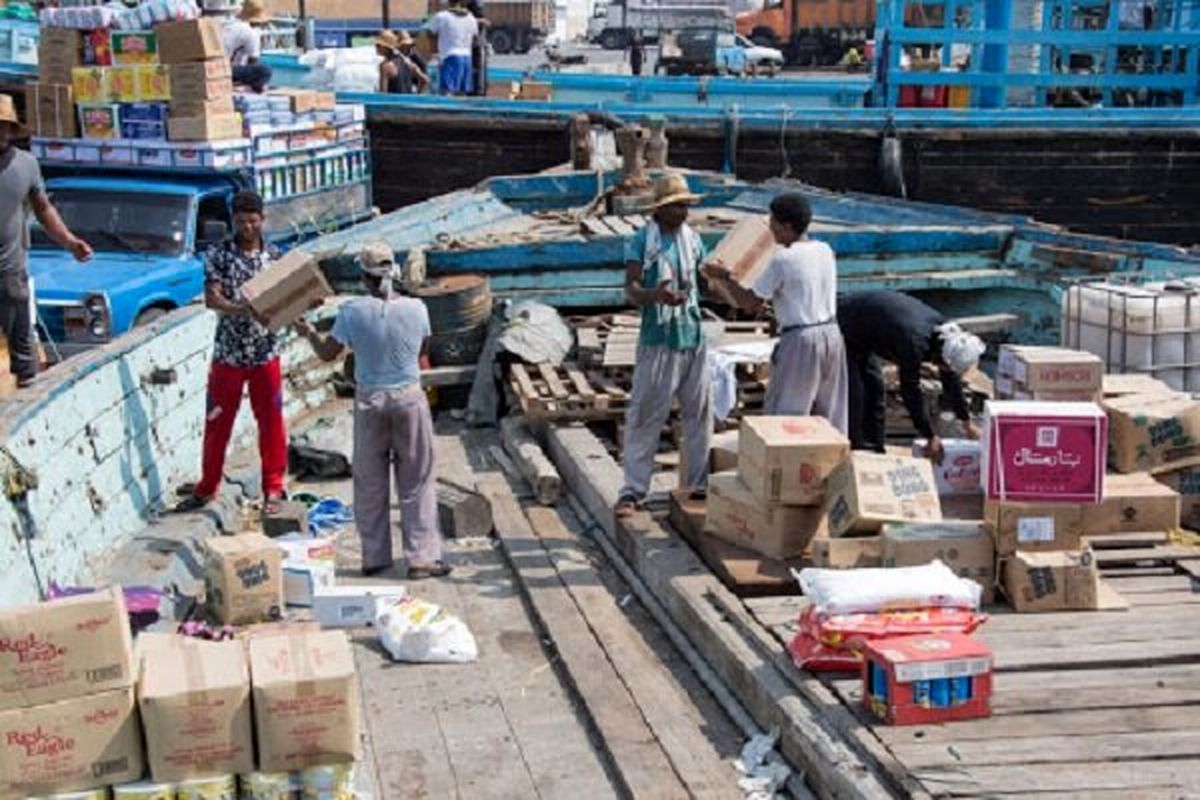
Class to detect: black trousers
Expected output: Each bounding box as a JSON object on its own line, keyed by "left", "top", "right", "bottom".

{"left": 846, "top": 345, "right": 887, "bottom": 452}
{"left": 0, "top": 271, "right": 36, "bottom": 381}
{"left": 233, "top": 63, "right": 273, "bottom": 93}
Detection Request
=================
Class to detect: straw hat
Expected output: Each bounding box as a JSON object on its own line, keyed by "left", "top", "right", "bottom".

{"left": 651, "top": 173, "right": 702, "bottom": 208}
{"left": 360, "top": 241, "right": 396, "bottom": 278}
{"left": 395, "top": 30, "right": 414, "bottom": 47}
{"left": 238, "top": 0, "right": 272, "bottom": 25}
{"left": 375, "top": 30, "right": 400, "bottom": 53}
{"left": 0, "top": 94, "right": 27, "bottom": 137}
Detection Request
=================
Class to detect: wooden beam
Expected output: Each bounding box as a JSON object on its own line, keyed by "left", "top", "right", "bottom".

{"left": 500, "top": 416, "right": 562, "bottom": 506}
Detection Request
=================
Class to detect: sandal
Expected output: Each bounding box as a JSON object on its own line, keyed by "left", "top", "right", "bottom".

{"left": 173, "top": 493, "right": 211, "bottom": 513}
{"left": 262, "top": 491, "right": 289, "bottom": 516}
{"left": 614, "top": 493, "right": 640, "bottom": 519}
{"left": 407, "top": 561, "right": 453, "bottom": 580}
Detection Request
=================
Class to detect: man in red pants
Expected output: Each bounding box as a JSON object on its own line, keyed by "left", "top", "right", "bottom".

{"left": 176, "top": 191, "right": 287, "bottom": 513}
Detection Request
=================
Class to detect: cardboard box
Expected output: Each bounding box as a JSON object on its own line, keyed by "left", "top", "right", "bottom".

{"left": 710, "top": 428, "right": 739, "bottom": 473}
{"left": 1104, "top": 392, "right": 1200, "bottom": 474}
{"left": 155, "top": 18, "right": 224, "bottom": 64}
{"left": 0, "top": 587, "right": 135, "bottom": 711}
{"left": 881, "top": 521, "right": 995, "bottom": 602}
{"left": 112, "top": 30, "right": 158, "bottom": 65}
{"left": 996, "top": 345, "right": 1103, "bottom": 396}
{"left": 84, "top": 29, "right": 112, "bottom": 67}
{"left": 518, "top": 80, "right": 553, "bottom": 101}
{"left": 981, "top": 400, "right": 1107, "bottom": 503}
{"left": 241, "top": 249, "right": 334, "bottom": 331}
{"left": 204, "top": 534, "right": 284, "bottom": 626}
{"left": 168, "top": 111, "right": 243, "bottom": 142}
{"left": 809, "top": 533, "right": 882, "bottom": 568}
{"left": 136, "top": 64, "right": 172, "bottom": 101}
{"left": 170, "top": 95, "right": 237, "bottom": 119}
{"left": 109, "top": 65, "right": 140, "bottom": 102}
{"left": 984, "top": 499, "right": 1085, "bottom": 555}
{"left": 138, "top": 639, "right": 253, "bottom": 782}
{"left": 272, "top": 88, "right": 324, "bottom": 113}
{"left": 823, "top": 452, "right": 942, "bottom": 536}
{"left": 312, "top": 586, "right": 408, "bottom": 628}
{"left": 26, "top": 84, "right": 77, "bottom": 138}
{"left": 1155, "top": 465, "right": 1200, "bottom": 530}
{"left": 1102, "top": 372, "right": 1174, "bottom": 399}
{"left": 486, "top": 81, "right": 518, "bottom": 99}
{"left": 78, "top": 103, "right": 120, "bottom": 139}
{"left": 737, "top": 416, "right": 850, "bottom": 506}
{"left": 72, "top": 66, "right": 112, "bottom": 103}
{"left": 1001, "top": 549, "right": 1119, "bottom": 612}
{"left": 1082, "top": 472, "right": 1179, "bottom": 534}
{"left": 38, "top": 29, "right": 82, "bottom": 84}
{"left": 283, "top": 562, "right": 337, "bottom": 607}
{"left": 706, "top": 215, "right": 776, "bottom": 307}
{"left": 913, "top": 438, "right": 981, "bottom": 496}
{"left": 0, "top": 687, "right": 143, "bottom": 796}
{"left": 706, "top": 471, "right": 827, "bottom": 559}
{"left": 248, "top": 632, "right": 359, "bottom": 772}
{"left": 862, "top": 632, "right": 992, "bottom": 726}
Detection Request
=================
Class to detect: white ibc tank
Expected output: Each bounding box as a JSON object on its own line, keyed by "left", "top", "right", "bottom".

{"left": 1061, "top": 281, "right": 1200, "bottom": 391}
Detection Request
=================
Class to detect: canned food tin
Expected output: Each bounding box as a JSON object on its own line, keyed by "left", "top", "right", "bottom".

{"left": 239, "top": 771, "right": 299, "bottom": 800}
{"left": 175, "top": 775, "right": 237, "bottom": 800}
{"left": 299, "top": 764, "right": 353, "bottom": 799}
{"left": 113, "top": 781, "right": 175, "bottom": 800}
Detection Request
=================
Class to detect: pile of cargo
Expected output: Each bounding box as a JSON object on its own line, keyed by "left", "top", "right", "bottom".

{"left": 0, "top": 587, "right": 360, "bottom": 798}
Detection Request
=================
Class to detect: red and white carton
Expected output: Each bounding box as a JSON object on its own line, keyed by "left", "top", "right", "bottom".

{"left": 981, "top": 400, "right": 1107, "bottom": 504}
{"left": 914, "top": 438, "right": 981, "bottom": 496}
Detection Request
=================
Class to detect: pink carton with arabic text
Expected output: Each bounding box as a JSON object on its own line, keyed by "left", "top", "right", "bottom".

{"left": 981, "top": 400, "right": 1106, "bottom": 504}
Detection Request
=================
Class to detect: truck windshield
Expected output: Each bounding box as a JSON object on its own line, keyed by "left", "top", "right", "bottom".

{"left": 32, "top": 190, "right": 189, "bottom": 257}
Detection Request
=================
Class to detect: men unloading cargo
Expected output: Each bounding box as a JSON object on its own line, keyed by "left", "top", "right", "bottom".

{"left": 428, "top": 0, "right": 480, "bottom": 96}
{"left": 837, "top": 290, "right": 983, "bottom": 462}
{"left": 615, "top": 173, "right": 713, "bottom": 518}
{"left": 705, "top": 192, "right": 848, "bottom": 432}
{"left": 296, "top": 242, "right": 451, "bottom": 580}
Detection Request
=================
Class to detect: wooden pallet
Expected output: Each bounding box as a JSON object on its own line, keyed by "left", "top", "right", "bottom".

{"left": 509, "top": 361, "right": 629, "bottom": 421}
{"left": 1086, "top": 530, "right": 1200, "bottom": 573}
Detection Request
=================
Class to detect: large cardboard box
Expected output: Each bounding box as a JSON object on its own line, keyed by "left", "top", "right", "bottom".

{"left": 138, "top": 639, "right": 253, "bottom": 782}
{"left": 248, "top": 631, "right": 359, "bottom": 772}
{"left": 168, "top": 111, "right": 243, "bottom": 142}
{"left": 984, "top": 499, "right": 1085, "bottom": 555}
{"left": 737, "top": 416, "right": 849, "bottom": 506}
{"left": 1102, "top": 372, "right": 1173, "bottom": 399}
{"left": 1104, "top": 392, "right": 1200, "bottom": 474}
{"left": 0, "top": 687, "right": 143, "bottom": 796}
{"left": 823, "top": 452, "right": 941, "bottom": 536}
{"left": 981, "top": 400, "right": 1107, "bottom": 503}
{"left": 1002, "top": 549, "right": 1110, "bottom": 612}
{"left": 996, "top": 345, "right": 1103, "bottom": 398}
{"left": 710, "top": 428, "right": 739, "bottom": 473}
{"left": 155, "top": 18, "right": 224, "bottom": 64}
{"left": 518, "top": 80, "right": 553, "bottom": 101}
{"left": 170, "top": 58, "right": 232, "bottom": 103}
{"left": 705, "top": 215, "right": 776, "bottom": 307}
{"left": 809, "top": 533, "right": 882, "bottom": 568}
{"left": 0, "top": 587, "right": 134, "bottom": 711}
{"left": 913, "top": 438, "right": 981, "bottom": 496}
{"left": 38, "top": 29, "right": 82, "bottom": 84}
{"left": 706, "top": 471, "right": 826, "bottom": 559}
{"left": 112, "top": 30, "right": 158, "bottom": 65}
{"left": 26, "top": 83, "right": 77, "bottom": 138}
{"left": 1155, "top": 465, "right": 1200, "bottom": 530}
{"left": 170, "top": 95, "right": 236, "bottom": 119}
{"left": 204, "top": 534, "right": 284, "bottom": 626}
{"left": 881, "top": 521, "right": 995, "bottom": 602}
{"left": 1082, "top": 472, "right": 1179, "bottom": 534}
{"left": 71, "top": 66, "right": 113, "bottom": 103}
{"left": 241, "top": 249, "right": 334, "bottom": 331}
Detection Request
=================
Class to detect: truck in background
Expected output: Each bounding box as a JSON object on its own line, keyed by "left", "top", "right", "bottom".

{"left": 736, "top": 0, "right": 874, "bottom": 66}
{"left": 588, "top": 0, "right": 732, "bottom": 50}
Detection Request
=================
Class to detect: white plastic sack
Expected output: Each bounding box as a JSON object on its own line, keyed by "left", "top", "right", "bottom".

{"left": 795, "top": 560, "right": 982, "bottom": 615}
{"left": 377, "top": 595, "right": 479, "bottom": 664}
{"left": 332, "top": 63, "right": 381, "bottom": 93}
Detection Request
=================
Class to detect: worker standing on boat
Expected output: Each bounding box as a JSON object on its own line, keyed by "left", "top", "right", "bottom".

{"left": 0, "top": 96, "right": 91, "bottom": 389}
{"left": 377, "top": 30, "right": 430, "bottom": 94}
{"left": 628, "top": 29, "right": 645, "bottom": 76}
{"left": 428, "top": 0, "right": 480, "bottom": 96}
{"left": 210, "top": 0, "right": 273, "bottom": 93}
{"left": 295, "top": 242, "right": 451, "bottom": 580}
{"left": 837, "top": 290, "right": 983, "bottom": 462}
{"left": 176, "top": 191, "right": 288, "bottom": 514}
{"left": 615, "top": 173, "right": 712, "bottom": 518}
{"left": 705, "top": 193, "right": 847, "bottom": 432}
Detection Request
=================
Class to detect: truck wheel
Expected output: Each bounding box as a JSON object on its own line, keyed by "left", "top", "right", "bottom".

{"left": 750, "top": 27, "right": 778, "bottom": 48}
{"left": 489, "top": 28, "right": 514, "bottom": 55}
{"left": 599, "top": 29, "right": 625, "bottom": 50}
{"left": 134, "top": 307, "right": 170, "bottom": 328}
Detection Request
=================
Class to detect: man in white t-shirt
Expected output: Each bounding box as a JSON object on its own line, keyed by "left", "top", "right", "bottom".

{"left": 210, "top": 0, "right": 272, "bottom": 92}
{"left": 427, "top": 0, "right": 479, "bottom": 95}
{"left": 705, "top": 192, "right": 848, "bottom": 432}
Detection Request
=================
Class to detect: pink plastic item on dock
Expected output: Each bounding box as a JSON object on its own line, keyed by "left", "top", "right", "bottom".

{"left": 981, "top": 400, "right": 1107, "bottom": 504}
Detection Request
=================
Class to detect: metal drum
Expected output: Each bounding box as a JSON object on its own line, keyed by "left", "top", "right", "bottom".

{"left": 416, "top": 274, "right": 493, "bottom": 366}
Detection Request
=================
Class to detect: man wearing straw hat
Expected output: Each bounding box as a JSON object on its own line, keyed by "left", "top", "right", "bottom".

{"left": 207, "top": 0, "right": 273, "bottom": 93}
{"left": 0, "top": 95, "right": 91, "bottom": 388}
{"left": 615, "top": 173, "right": 712, "bottom": 518}
{"left": 377, "top": 30, "right": 430, "bottom": 94}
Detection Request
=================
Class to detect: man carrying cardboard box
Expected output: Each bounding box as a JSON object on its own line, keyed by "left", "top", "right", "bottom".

{"left": 176, "top": 191, "right": 288, "bottom": 514}
{"left": 296, "top": 242, "right": 450, "bottom": 579}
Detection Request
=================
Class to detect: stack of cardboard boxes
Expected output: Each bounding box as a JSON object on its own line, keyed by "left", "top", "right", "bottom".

{"left": 158, "top": 18, "right": 239, "bottom": 142}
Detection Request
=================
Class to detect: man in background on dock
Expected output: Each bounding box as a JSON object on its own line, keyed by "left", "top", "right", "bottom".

{"left": 428, "top": 0, "right": 480, "bottom": 96}
{"left": 211, "top": 0, "right": 273, "bottom": 93}
{"left": 296, "top": 242, "right": 451, "bottom": 580}
{"left": 615, "top": 174, "right": 712, "bottom": 518}
{"left": 377, "top": 30, "right": 430, "bottom": 94}
{"left": 628, "top": 29, "right": 645, "bottom": 76}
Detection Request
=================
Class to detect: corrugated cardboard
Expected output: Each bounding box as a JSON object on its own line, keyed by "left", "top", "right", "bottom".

{"left": 1082, "top": 472, "right": 1179, "bottom": 534}
{"left": 170, "top": 95, "right": 236, "bottom": 119}
{"left": 981, "top": 400, "right": 1107, "bottom": 503}
{"left": 706, "top": 471, "right": 826, "bottom": 559}
{"left": 913, "top": 438, "right": 981, "bottom": 496}
{"left": 710, "top": 429, "right": 739, "bottom": 473}
{"left": 312, "top": 586, "right": 407, "bottom": 628}
{"left": 1104, "top": 392, "right": 1200, "bottom": 474}
{"left": 0, "top": 587, "right": 134, "bottom": 711}
{"left": 112, "top": 31, "right": 158, "bottom": 65}
{"left": 271, "top": 88, "right": 334, "bottom": 112}
{"left": 1001, "top": 549, "right": 1125, "bottom": 612}
{"left": 737, "top": 416, "right": 849, "bottom": 506}
{"left": 984, "top": 498, "right": 1085, "bottom": 555}
{"left": 809, "top": 533, "right": 882, "bottom": 568}
{"left": 1155, "top": 465, "right": 1200, "bottom": 530}
{"left": 204, "top": 534, "right": 284, "bottom": 626}
{"left": 167, "top": 111, "right": 243, "bottom": 142}
{"left": 518, "top": 81, "right": 553, "bottom": 101}
{"left": 0, "top": 687, "right": 144, "bottom": 796}
{"left": 823, "top": 452, "right": 941, "bottom": 536}
{"left": 170, "top": 59, "right": 233, "bottom": 105}
{"left": 26, "top": 83, "right": 77, "bottom": 138}
{"left": 1102, "top": 372, "right": 1174, "bottom": 399}
{"left": 241, "top": 249, "right": 334, "bottom": 331}
{"left": 155, "top": 18, "right": 224, "bottom": 64}
{"left": 881, "top": 521, "right": 995, "bottom": 603}
{"left": 138, "top": 639, "right": 254, "bottom": 782}
{"left": 706, "top": 216, "right": 776, "bottom": 307}
{"left": 996, "top": 345, "right": 1103, "bottom": 395}
{"left": 38, "top": 29, "right": 82, "bottom": 84}
{"left": 248, "top": 631, "right": 358, "bottom": 773}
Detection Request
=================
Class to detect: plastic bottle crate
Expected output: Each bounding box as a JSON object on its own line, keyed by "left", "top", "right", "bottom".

{"left": 862, "top": 632, "right": 993, "bottom": 726}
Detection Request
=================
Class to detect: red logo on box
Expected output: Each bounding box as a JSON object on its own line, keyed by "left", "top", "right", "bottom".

{"left": 0, "top": 633, "right": 67, "bottom": 663}
{"left": 5, "top": 727, "right": 76, "bottom": 757}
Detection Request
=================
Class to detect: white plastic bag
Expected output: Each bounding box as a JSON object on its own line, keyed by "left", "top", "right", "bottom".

{"left": 377, "top": 595, "right": 479, "bottom": 664}
{"left": 795, "top": 560, "right": 982, "bottom": 615}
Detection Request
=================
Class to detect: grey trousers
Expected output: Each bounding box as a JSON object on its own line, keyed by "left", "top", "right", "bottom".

{"left": 353, "top": 385, "right": 443, "bottom": 570}
{"left": 620, "top": 342, "right": 713, "bottom": 499}
{"left": 0, "top": 271, "right": 35, "bottom": 381}
{"left": 765, "top": 323, "right": 849, "bottom": 434}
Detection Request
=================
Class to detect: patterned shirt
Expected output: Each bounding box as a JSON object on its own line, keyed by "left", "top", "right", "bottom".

{"left": 205, "top": 239, "right": 279, "bottom": 367}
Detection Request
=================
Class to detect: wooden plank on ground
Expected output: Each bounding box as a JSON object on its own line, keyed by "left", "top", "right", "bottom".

{"left": 476, "top": 471, "right": 690, "bottom": 800}
{"left": 990, "top": 636, "right": 1200, "bottom": 672}
{"left": 912, "top": 759, "right": 1200, "bottom": 797}
{"left": 1095, "top": 546, "right": 1200, "bottom": 567}
{"left": 895, "top": 729, "right": 1200, "bottom": 769}
{"left": 500, "top": 415, "right": 562, "bottom": 505}
{"left": 526, "top": 505, "right": 743, "bottom": 800}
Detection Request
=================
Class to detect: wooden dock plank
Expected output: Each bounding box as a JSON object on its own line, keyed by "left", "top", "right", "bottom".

{"left": 912, "top": 759, "right": 1200, "bottom": 797}
{"left": 1095, "top": 546, "right": 1200, "bottom": 567}
{"left": 896, "top": 729, "right": 1200, "bottom": 769}
{"left": 875, "top": 704, "right": 1200, "bottom": 744}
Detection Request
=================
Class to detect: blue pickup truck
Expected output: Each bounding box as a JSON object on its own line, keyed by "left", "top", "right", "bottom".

{"left": 30, "top": 146, "right": 372, "bottom": 358}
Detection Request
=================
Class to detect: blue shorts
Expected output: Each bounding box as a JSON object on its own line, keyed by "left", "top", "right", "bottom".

{"left": 439, "top": 54, "right": 473, "bottom": 95}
